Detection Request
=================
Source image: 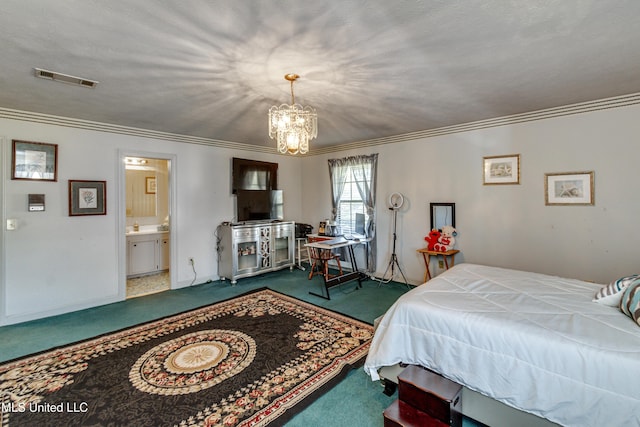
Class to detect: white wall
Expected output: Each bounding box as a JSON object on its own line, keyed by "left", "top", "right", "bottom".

{"left": 0, "top": 119, "right": 302, "bottom": 325}
{"left": 2, "top": 101, "right": 639, "bottom": 325}
{"left": 301, "top": 103, "right": 640, "bottom": 285}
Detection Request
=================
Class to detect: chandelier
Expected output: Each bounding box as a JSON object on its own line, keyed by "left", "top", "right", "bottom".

{"left": 268, "top": 73, "right": 317, "bottom": 155}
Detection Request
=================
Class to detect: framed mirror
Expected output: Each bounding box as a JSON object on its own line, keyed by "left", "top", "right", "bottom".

{"left": 430, "top": 202, "right": 455, "bottom": 231}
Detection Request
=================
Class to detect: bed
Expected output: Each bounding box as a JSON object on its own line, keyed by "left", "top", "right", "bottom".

{"left": 364, "top": 263, "right": 640, "bottom": 427}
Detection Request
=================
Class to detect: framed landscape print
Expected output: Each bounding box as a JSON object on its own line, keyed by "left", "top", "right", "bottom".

{"left": 483, "top": 154, "right": 520, "bottom": 185}
{"left": 69, "top": 180, "right": 107, "bottom": 216}
{"left": 544, "top": 171, "right": 594, "bottom": 206}
{"left": 12, "top": 140, "right": 58, "bottom": 181}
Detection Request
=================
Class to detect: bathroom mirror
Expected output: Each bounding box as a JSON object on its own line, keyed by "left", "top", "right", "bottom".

{"left": 430, "top": 202, "right": 455, "bottom": 231}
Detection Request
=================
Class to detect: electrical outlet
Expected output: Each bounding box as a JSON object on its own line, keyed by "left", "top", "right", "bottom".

{"left": 189, "top": 257, "right": 194, "bottom": 266}
{"left": 438, "top": 260, "right": 444, "bottom": 269}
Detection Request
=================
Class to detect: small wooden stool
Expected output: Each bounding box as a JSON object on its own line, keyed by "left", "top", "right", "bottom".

{"left": 384, "top": 365, "right": 462, "bottom": 427}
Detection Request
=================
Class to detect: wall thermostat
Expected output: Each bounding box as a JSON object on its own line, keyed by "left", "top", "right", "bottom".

{"left": 28, "top": 194, "right": 45, "bottom": 212}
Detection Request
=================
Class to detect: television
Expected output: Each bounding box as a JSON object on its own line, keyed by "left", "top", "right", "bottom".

{"left": 236, "top": 190, "right": 284, "bottom": 222}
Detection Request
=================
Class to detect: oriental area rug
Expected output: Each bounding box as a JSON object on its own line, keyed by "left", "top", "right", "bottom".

{"left": 0, "top": 288, "right": 374, "bottom": 426}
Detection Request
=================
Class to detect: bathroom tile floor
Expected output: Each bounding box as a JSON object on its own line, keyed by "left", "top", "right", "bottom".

{"left": 126, "top": 271, "right": 170, "bottom": 298}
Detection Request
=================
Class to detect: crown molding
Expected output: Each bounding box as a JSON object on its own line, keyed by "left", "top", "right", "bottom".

{"left": 1, "top": 92, "right": 639, "bottom": 157}
{"left": 307, "top": 92, "right": 640, "bottom": 155}
{"left": 0, "top": 108, "right": 276, "bottom": 154}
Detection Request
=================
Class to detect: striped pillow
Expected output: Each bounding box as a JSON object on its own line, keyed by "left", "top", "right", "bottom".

{"left": 619, "top": 280, "right": 640, "bottom": 326}
{"left": 593, "top": 275, "right": 640, "bottom": 306}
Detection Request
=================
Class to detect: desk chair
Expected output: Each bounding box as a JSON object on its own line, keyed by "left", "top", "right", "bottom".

{"left": 307, "top": 236, "right": 343, "bottom": 281}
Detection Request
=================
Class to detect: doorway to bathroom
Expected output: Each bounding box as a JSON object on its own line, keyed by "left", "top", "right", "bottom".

{"left": 124, "top": 155, "right": 172, "bottom": 298}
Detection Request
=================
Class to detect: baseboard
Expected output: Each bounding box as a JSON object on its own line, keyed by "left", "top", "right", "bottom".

{"left": 0, "top": 294, "right": 121, "bottom": 326}
{"left": 175, "top": 275, "right": 219, "bottom": 289}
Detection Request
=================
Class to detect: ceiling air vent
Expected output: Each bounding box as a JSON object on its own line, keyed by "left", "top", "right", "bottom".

{"left": 34, "top": 68, "right": 98, "bottom": 88}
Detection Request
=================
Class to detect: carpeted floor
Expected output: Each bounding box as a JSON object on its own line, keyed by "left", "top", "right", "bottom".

{"left": 0, "top": 268, "right": 483, "bottom": 426}
{"left": 1, "top": 288, "right": 374, "bottom": 426}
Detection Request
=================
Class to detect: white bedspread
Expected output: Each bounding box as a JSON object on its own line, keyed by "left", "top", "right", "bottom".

{"left": 364, "top": 263, "right": 640, "bottom": 427}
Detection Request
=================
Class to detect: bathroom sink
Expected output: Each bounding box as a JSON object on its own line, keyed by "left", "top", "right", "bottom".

{"left": 126, "top": 226, "right": 169, "bottom": 236}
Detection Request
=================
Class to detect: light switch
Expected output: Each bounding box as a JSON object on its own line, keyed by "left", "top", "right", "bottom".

{"left": 6, "top": 219, "right": 17, "bottom": 230}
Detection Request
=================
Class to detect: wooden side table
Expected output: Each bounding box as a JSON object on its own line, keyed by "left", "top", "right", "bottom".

{"left": 416, "top": 248, "right": 460, "bottom": 283}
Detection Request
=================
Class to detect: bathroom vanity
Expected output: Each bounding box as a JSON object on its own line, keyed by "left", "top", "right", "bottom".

{"left": 126, "top": 229, "right": 170, "bottom": 277}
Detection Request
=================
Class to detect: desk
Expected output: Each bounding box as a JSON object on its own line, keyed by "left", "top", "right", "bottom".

{"left": 307, "top": 233, "right": 370, "bottom": 271}
{"left": 416, "top": 248, "right": 460, "bottom": 283}
{"left": 305, "top": 237, "right": 368, "bottom": 299}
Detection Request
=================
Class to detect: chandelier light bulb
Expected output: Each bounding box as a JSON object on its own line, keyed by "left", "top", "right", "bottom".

{"left": 268, "top": 74, "right": 317, "bottom": 155}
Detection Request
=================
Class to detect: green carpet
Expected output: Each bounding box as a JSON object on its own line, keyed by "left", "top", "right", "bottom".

{"left": 0, "top": 268, "right": 481, "bottom": 426}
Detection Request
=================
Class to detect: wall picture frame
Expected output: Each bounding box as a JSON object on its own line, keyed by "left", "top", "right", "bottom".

{"left": 145, "top": 176, "right": 157, "bottom": 194}
{"left": 11, "top": 140, "right": 58, "bottom": 181}
{"left": 483, "top": 154, "right": 520, "bottom": 185}
{"left": 69, "top": 180, "right": 107, "bottom": 216}
{"left": 544, "top": 171, "right": 594, "bottom": 206}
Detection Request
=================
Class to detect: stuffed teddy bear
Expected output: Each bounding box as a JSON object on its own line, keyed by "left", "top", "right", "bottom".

{"left": 433, "top": 225, "right": 457, "bottom": 252}
{"left": 424, "top": 229, "right": 441, "bottom": 251}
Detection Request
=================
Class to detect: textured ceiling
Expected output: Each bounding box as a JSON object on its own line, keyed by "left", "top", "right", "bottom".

{"left": 1, "top": 1, "right": 640, "bottom": 152}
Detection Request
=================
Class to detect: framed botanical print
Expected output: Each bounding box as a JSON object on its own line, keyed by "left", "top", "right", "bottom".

{"left": 483, "top": 154, "right": 520, "bottom": 185}
{"left": 69, "top": 180, "right": 107, "bottom": 216}
{"left": 545, "top": 171, "right": 594, "bottom": 206}
{"left": 12, "top": 140, "right": 58, "bottom": 181}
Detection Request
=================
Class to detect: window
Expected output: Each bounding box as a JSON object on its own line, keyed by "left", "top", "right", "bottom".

{"left": 336, "top": 166, "right": 369, "bottom": 235}
{"left": 328, "top": 154, "right": 378, "bottom": 271}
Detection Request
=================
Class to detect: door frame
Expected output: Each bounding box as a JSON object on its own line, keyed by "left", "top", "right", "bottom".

{"left": 0, "top": 137, "right": 6, "bottom": 323}
{"left": 117, "top": 149, "right": 177, "bottom": 299}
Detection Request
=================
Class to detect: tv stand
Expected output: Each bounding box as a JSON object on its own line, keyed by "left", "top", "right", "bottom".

{"left": 217, "top": 221, "right": 295, "bottom": 284}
